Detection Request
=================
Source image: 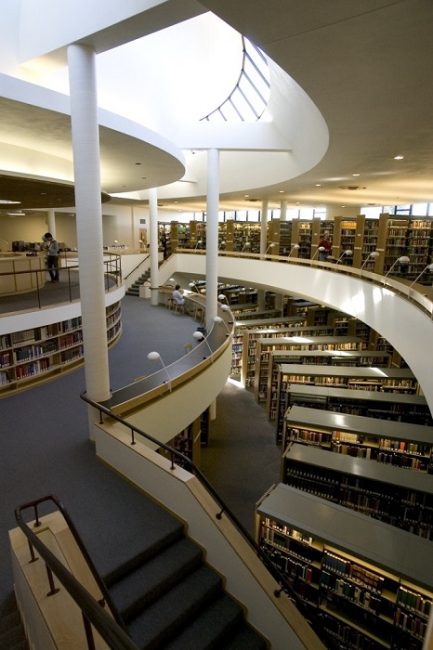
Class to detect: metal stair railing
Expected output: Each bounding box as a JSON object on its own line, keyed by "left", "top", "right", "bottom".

{"left": 15, "top": 495, "right": 137, "bottom": 650}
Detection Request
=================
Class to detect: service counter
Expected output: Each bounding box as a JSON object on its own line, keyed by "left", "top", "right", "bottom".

{"left": 0, "top": 253, "right": 46, "bottom": 296}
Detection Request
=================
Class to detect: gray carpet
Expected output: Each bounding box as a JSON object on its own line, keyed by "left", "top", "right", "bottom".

{"left": 0, "top": 295, "right": 280, "bottom": 617}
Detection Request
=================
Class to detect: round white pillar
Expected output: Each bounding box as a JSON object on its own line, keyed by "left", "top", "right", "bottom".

{"left": 148, "top": 188, "right": 159, "bottom": 306}
{"left": 206, "top": 149, "right": 219, "bottom": 330}
{"left": 260, "top": 199, "right": 269, "bottom": 254}
{"left": 67, "top": 44, "right": 111, "bottom": 424}
{"left": 47, "top": 209, "right": 56, "bottom": 238}
{"left": 280, "top": 199, "right": 288, "bottom": 222}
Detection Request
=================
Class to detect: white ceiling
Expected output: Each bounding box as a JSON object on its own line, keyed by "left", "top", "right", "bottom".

{"left": 198, "top": 0, "right": 433, "bottom": 211}
{"left": 2, "top": 0, "right": 433, "bottom": 213}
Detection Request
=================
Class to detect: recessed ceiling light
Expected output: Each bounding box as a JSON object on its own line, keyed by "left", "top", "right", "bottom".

{"left": 244, "top": 194, "right": 249, "bottom": 198}
{"left": 394, "top": 155, "right": 404, "bottom": 160}
{"left": 0, "top": 199, "right": 20, "bottom": 205}
{"left": 279, "top": 190, "right": 284, "bottom": 193}
{"left": 352, "top": 173, "right": 360, "bottom": 177}
{"left": 315, "top": 184, "right": 321, "bottom": 187}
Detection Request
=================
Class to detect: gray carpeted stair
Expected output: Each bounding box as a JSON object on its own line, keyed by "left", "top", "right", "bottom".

{"left": 0, "top": 593, "right": 29, "bottom": 650}
{"left": 126, "top": 270, "right": 151, "bottom": 296}
{"left": 103, "top": 527, "right": 268, "bottom": 649}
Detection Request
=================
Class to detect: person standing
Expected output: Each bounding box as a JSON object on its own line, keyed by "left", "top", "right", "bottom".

{"left": 42, "top": 232, "right": 60, "bottom": 282}
{"left": 318, "top": 231, "right": 332, "bottom": 261}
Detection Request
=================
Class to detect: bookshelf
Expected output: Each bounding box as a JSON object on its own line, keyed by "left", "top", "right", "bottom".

{"left": 276, "top": 363, "right": 416, "bottom": 393}
{"left": 406, "top": 219, "right": 433, "bottom": 279}
{"left": 232, "top": 316, "right": 312, "bottom": 386}
{"left": 283, "top": 384, "right": 433, "bottom": 426}
{"left": 290, "top": 219, "right": 313, "bottom": 258}
{"left": 270, "top": 351, "right": 391, "bottom": 432}
{"left": 267, "top": 219, "right": 294, "bottom": 255}
{"left": 254, "top": 337, "right": 364, "bottom": 403}
{"left": 0, "top": 302, "right": 122, "bottom": 395}
{"left": 256, "top": 483, "right": 433, "bottom": 650}
{"left": 267, "top": 350, "right": 391, "bottom": 444}
{"left": 283, "top": 405, "right": 433, "bottom": 472}
{"left": 282, "top": 442, "right": 433, "bottom": 539}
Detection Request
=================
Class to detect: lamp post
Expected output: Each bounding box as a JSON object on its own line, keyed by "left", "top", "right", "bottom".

{"left": 213, "top": 315, "right": 231, "bottom": 336}
{"left": 194, "top": 239, "right": 203, "bottom": 251}
{"left": 193, "top": 330, "right": 214, "bottom": 360}
{"left": 361, "top": 251, "right": 380, "bottom": 270}
{"left": 336, "top": 249, "right": 353, "bottom": 264}
{"left": 242, "top": 241, "right": 251, "bottom": 252}
{"left": 409, "top": 262, "right": 433, "bottom": 287}
{"left": 312, "top": 245, "right": 326, "bottom": 260}
{"left": 188, "top": 281, "right": 201, "bottom": 294}
{"left": 384, "top": 255, "right": 410, "bottom": 278}
{"left": 265, "top": 242, "right": 277, "bottom": 254}
{"left": 288, "top": 243, "right": 300, "bottom": 257}
{"left": 147, "top": 351, "right": 172, "bottom": 391}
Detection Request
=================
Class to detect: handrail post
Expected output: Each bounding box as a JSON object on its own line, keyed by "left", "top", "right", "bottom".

{"left": 33, "top": 504, "right": 41, "bottom": 527}
{"left": 67, "top": 260, "right": 72, "bottom": 302}
{"left": 46, "top": 563, "right": 60, "bottom": 596}
{"left": 27, "top": 539, "right": 39, "bottom": 563}
{"left": 82, "top": 613, "right": 97, "bottom": 650}
{"left": 35, "top": 267, "right": 41, "bottom": 309}
{"left": 130, "top": 429, "right": 136, "bottom": 445}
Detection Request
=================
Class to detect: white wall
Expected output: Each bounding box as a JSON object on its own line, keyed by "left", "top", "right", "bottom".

{"left": 0, "top": 203, "right": 151, "bottom": 250}
{"left": 170, "top": 253, "right": 433, "bottom": 414}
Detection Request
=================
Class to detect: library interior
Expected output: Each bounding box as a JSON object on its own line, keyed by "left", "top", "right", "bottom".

{"left": 1, "top": 2, "right": 433, "bottom": 650}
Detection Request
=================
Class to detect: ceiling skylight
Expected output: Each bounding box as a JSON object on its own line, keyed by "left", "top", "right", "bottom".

{"left": 200, "top": 38, "right": 270, "bottom": 123}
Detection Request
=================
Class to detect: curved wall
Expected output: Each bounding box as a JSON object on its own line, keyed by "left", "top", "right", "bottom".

{"left": 169, "top": 254, "right": 433, "bottom": 414}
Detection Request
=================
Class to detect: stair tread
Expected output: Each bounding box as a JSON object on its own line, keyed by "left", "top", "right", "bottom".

{"left": 222, "top": 625, "right": 268, "bottom": 650}
{"left": 127, "top": 565, "right": 222, "bottom": 649}
{"left": 0, "top": 626, "right": 27, "bottom": 647}
{"left": 163, "top": 592, "right": 244, "bottom": 650}
{"left": 109, "top": 537, "right": 203, "bottom": 618}
{"left": 0, "top": 611, "right": 20, "bottom": 633}
{"left": 98, "top": 523, "right": 185, "bottom": 586}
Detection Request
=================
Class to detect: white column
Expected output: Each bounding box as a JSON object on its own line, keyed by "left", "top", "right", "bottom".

{"left": 258, "top": 199, "right": 269, "bottom": 310}
{"left": 206, "top": 149, "right": 219, "bottom": 330}
{"left": 280, "top": 199, "right": 288, "bottom": 222}
{"left": 148, "top": 188, "right": 159, "bottom": 306}
{"left": 67, "top": 44, "right": 111, "bottom": 429}
{"left": 47, "top": 209, "right": 56, "bottom": 238}
{"left": 260, "top": 199, "right": 268, "bottom": 254}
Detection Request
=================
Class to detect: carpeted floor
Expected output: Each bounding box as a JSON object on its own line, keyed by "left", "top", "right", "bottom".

{"left": 0, "top": 295, "right": 280, "bottom": 614}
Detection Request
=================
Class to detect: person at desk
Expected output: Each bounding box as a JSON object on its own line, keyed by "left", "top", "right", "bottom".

{"left": 42, "top": 232, "right": 60, "bottom": 282}
{"left": 172, "top": 284, "right": 185, "bottom": 305}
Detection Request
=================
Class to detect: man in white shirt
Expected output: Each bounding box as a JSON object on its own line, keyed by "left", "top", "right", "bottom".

{"left": 172, "top": 284, "right": 185, "bottom": 305}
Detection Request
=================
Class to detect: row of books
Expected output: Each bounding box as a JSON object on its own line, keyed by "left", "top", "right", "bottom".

{"left": 322, "top": 551, "right": 384, "bottom": 595}
{"left": 15, "top": 358, "right": 50, "bottom": 379}
{"left": 397, "top": 587, "right": 432, "bottom": 617}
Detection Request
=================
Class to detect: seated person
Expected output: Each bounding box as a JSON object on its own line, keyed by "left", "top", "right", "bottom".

{"left": 172, "top": 284, "right": 185, "bottom": 305}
